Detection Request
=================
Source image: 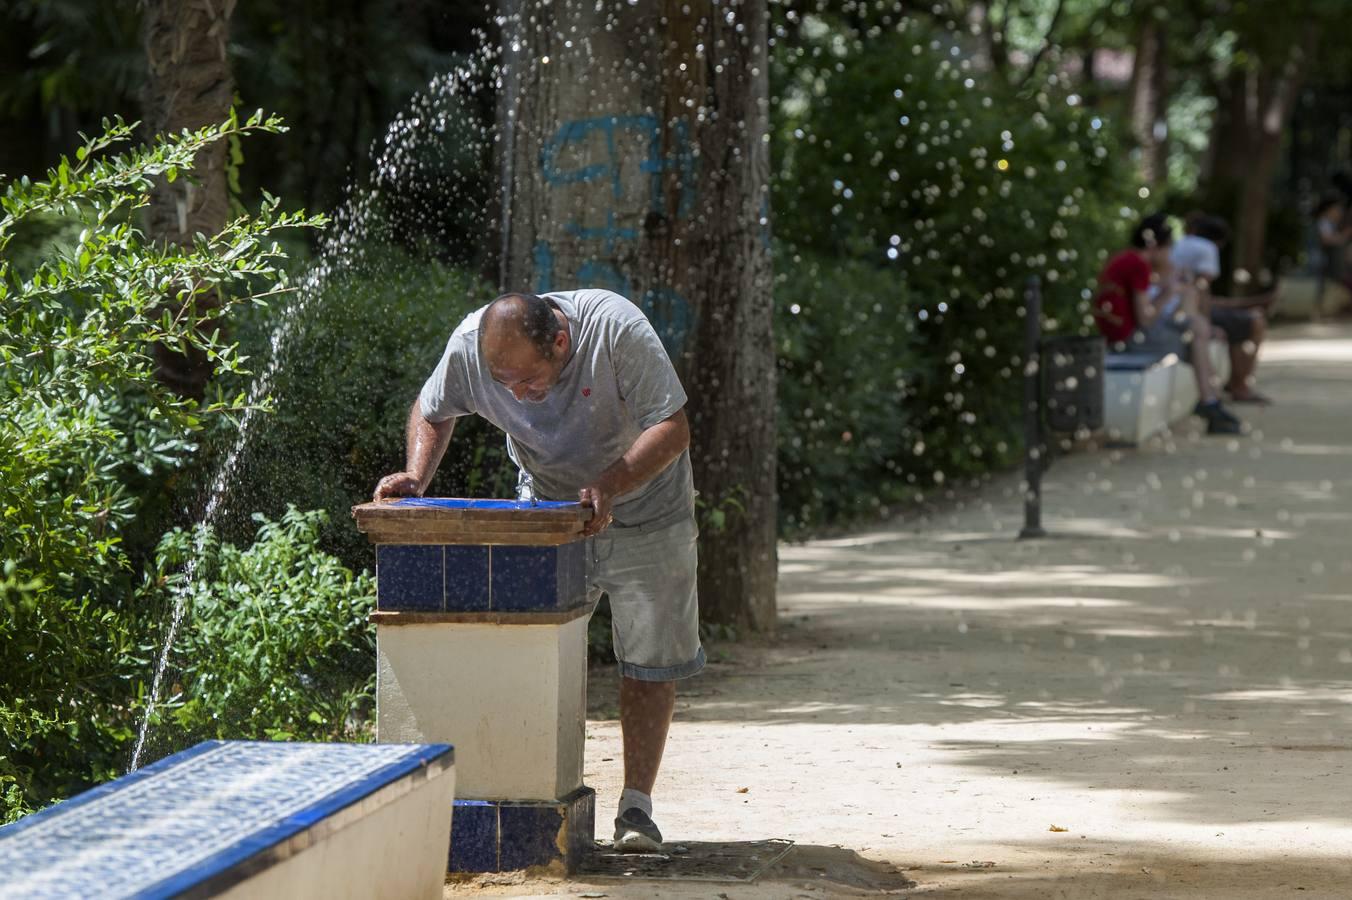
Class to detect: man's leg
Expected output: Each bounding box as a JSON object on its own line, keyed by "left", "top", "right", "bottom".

{"left": 619, "top": 677, "right": 675, "bottom": 796}
{"left": 597, "top": 517, "right": 704, "bottom": 851}
{"left": 1184, "top": 314, "right": 1219, "bottom": 403}
{"left": 1164, "top": 291, "right": 1240, "bottom": 432}
{"left": 1174, "top": 288, "right": 1225, "bottom": 403}
{"left": 1226, "top": 310, "right": 1267, "bottom": 400}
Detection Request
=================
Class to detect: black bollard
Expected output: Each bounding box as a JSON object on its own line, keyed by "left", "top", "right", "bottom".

{"left": 1019, "top": 275, "right": 1046, "bottom": 539}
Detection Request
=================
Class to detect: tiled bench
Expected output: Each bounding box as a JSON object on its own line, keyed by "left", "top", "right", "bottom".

{"left": 353, "top": 498, "right": 595, "bottom": 875}
{"left": 0, "top": 740, "right": 455, "bottom": 900}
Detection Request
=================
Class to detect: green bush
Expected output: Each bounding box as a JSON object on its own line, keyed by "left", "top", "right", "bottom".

{"left": 139, "top": 507, "right": 375, "bottom": 756}
{"left": 774, "top": 250, "right": 922, "bottom": 532}
{"left": 771, "top": 17, "right": 1139, "bottom": 530}
{"left": 209, "top": 244, "right": 516, "bottom": 572}
{"left": 0, "top": 114, "right": 322, "bottom": 820}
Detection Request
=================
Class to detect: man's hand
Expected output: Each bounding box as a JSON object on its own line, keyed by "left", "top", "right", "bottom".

{"left": 374, "top": 471, "right": 422, "bottom": 501}
{"left": 578, "top": 484, "right": 614, "bottom": 537}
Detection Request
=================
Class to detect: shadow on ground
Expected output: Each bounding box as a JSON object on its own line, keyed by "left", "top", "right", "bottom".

{"left": 578, "top": 840, "right": 915, "bottom": 894}
{"left": 912, "top": 838, "right": 1352, "bottom": 898}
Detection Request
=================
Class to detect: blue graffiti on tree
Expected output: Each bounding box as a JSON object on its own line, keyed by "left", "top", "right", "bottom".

{"left": 540, "top": 115, "right": 696, "bottom": 217}
{"left": 535, "top": 114, "right": 696, "bottom": 357}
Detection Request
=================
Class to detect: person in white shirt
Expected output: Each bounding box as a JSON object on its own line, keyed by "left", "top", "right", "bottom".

{"left": 1171, "top": 214, "right": 1272, "bottom": 404}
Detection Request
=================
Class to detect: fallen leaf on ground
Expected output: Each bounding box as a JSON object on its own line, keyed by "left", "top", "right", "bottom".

{"left": 1049, "top": 824, "right": 1069, "bottom": 832}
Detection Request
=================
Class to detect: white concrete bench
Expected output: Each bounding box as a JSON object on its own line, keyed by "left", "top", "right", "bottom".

{"left": 1104, "top": 341, "right": 1232, "bottom": 445}
{"left": 1103, "top": 351, "right": 1178, "bottom": 444}
{"left": 0, "top": 740, "right": 455, "bottom": 900}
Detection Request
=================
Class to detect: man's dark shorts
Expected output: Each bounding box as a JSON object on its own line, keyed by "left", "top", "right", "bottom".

{"left": 1210, "top": 308, "right": 1258, "bottom": 344}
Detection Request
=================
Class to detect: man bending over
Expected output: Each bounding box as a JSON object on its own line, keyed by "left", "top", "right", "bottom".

{"left": 374, "top": 289, "right": 702, "bottom": 853}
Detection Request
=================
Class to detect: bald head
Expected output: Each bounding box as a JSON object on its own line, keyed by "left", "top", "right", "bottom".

{"left": 479, "top": 293, "right": 571, "bottom": 403}
{"left": 480, "top": 293, "right": 565, "bottom": 361}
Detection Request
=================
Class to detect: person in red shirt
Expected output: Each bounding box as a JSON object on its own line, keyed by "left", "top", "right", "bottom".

{"left": 1093, "top": 213, "right": 1241, "bottom": 435}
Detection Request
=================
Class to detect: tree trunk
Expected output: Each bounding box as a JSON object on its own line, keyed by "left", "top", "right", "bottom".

{"left": 1201, "top": 70, "right": 1249, "bottom": 190}
{"left": 1128, "top": 12, "right": 1169, "bottom": 188}
{"left": 141, "top": 0, "right": 236, "bottom": 398}
{"left": 497, "top": 0, "right": 778, "bottom": 631}
{"left": 1233, "top": 42, "right": 1309, "bottom": 287}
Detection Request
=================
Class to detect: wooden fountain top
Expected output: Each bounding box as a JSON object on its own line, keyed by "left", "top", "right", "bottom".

{"left": 351, "top": 497, "right": 593, "bottom": 546}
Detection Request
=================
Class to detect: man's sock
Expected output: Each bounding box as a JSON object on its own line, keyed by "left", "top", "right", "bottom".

{"left": 618, "top": 788, "right": 652, "bottom": 819}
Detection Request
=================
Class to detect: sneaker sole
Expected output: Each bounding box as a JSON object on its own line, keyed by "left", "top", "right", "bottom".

{"left": 613, "top": 830, "right": 663, "bottom": 854}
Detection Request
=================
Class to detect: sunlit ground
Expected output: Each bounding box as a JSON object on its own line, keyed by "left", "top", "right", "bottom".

{"left": 452, "top": 322, "right": 1352, "bottom": 898}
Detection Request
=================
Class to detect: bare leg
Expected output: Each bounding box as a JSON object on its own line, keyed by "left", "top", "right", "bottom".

{"left": 1227, "top": 311, "right": 1266, "bottom": 398}
{"left": 1179, "top": 291, "right": 1219, "bottom": 403}
{"left": 619, "top": 677, "right": 675, "bottom": 795}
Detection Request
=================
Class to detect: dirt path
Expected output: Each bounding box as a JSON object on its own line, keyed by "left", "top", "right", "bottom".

{"left": 448, "top": 322, "right": 1352, "bottom": 898}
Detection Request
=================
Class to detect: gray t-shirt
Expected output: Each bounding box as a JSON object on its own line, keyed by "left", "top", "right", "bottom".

{"left": 419, "top": 289, "right": 694, "bottom": 529}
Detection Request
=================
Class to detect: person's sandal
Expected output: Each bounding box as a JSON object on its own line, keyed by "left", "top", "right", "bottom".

{"left": 1226, "top": 389, "right": 1273, "bottom": 405}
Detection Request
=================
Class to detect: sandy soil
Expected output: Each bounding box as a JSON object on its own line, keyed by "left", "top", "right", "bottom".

{"left": 447, "top": 322, "right": 1352, "bottom": 899}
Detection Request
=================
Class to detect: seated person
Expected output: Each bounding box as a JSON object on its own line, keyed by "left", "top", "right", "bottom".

{"left": 1093, "top": 213, "right": 1241, "bottom": 435}
{"left": 1172, "top": 213, "right": 1271, "bottom": 404}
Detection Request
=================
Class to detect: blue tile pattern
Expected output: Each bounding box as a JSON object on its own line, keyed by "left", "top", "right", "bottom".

{"left": 448, "top": 787, "right": 595, "bottom": 874}
{"left": 377, "top": 545, "right": 445, "bottom": 611}
{"left": 499, "top": 803, "right": 568, "bottom": 871}
{"left": 443, "top": 546, "right": 490, "bottom": 611}
{"left": 563, "top": 787, "right": 597, "bottom": 870}
{"left": 490, "top": 544, "right": 588, "bottom": 612}
{"left": 448, "top": 801, "right": 498, "bottom": 872}
{"left": 0, "top": 741, "right": 452, "bottom": 900}
{"left": 555, "top": 540, "right": 589, "bottom": 610}
{"left": 490, "top": 546, "right": 557, "bottom": 611}
{"left": 377, "top": 539, "right": 589, "bottom": 613}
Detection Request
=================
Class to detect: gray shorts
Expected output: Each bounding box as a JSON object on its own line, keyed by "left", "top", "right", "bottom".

{"left": 587, "top": 517, "right": 705, "bottom": 682}
{"left": 1130, "top": 311, "right": 1194, "bottom": 363}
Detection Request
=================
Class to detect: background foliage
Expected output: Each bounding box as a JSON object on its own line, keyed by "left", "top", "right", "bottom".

{"left": 0, "top": 117, "right": 359, "bottom": 822}
{"left": 772, "top": 17, "right": 1138, "bottom": 531}
{"left": 211, "top": 245, "right": 514, "bottom": 571}
{"left": 6, "top": 0, "right": 1344, "bottom": 820}
{"left": 142, "top": 508, "right": 376, "bottom": 754}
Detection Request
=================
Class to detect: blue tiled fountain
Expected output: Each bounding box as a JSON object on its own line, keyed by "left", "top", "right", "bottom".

{"left": 353, "top": 496, "right": 596, "bottom": 874}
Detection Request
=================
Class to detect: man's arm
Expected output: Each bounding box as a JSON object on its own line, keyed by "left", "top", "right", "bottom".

{"left": 577, "top": 408, "right": 690, "bottom": 537}
{"left": 373, "top": 400, "right": 456, "bottom": 500}
{"left": 1132, "top": 289, "right": 1161, "bottom": 328}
